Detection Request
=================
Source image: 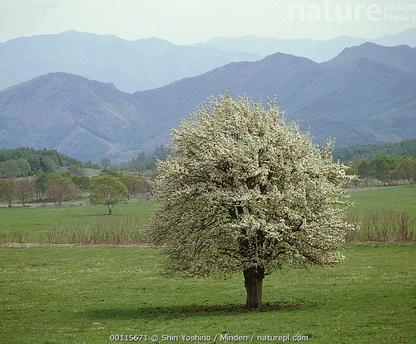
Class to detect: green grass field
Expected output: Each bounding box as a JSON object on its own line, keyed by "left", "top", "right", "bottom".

{"left": 1, "top": 186, "right": 415, "bottom": 243}
{"left": 347, "top": 186, "right": 416, "bottom": 215}
{"left": 345, "top": 186, "right": 416, "bottom": 242}
{"left": 1, "top": 186, "right": 415, "bottom": 343}
{"left": 1, "top": 244, "right": 415, "bottom": 343}
{"left": 0, "top": 201, "right": 155, "bottom": 243}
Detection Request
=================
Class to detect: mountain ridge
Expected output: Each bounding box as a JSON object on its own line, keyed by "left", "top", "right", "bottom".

{"left": 190, "top": 28, "right": 416, "bottom": 62}
{"left": 1, "top": 28, "right": 416, "bottom": 94}
{"left": 0, "top": 31, "right": 261, "bottom": 93}
{"left": 0, "top": 42, "right": 415, "bottom": 162}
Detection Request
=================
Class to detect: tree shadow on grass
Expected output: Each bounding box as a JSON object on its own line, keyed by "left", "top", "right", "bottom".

{"left": 82, "top": 301, "right": 312, "bottom": 320}
{"left": 75, "top": 213, "right": 116, "bottom": 217}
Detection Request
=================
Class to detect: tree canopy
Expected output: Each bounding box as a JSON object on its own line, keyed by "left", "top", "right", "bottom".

{"left": 89, "top": 174, "right": 129, "bottom": 215}
{"left": 147, "top": 93, "right": 355, "bottom": 308}
{"left": 0, "top": 147, "right": 83, "bottom": 177}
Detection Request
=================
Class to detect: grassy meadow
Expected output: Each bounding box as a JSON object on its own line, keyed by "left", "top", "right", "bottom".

{"left": 1, "top": 185, "right": 415, "bottom": 244}
{"left": 345, "top": 186, "right": 416, "bottom": 242}
{"left": 0, "top": 201, "right": 155, "bottom": 243}
{"left": 1, "top": 186, "right": 415, "bottom": 343}
{"left": 1, "top": 244, "right": 415, "bottom": 343}
{"left": 346, "top": 186, "right": 416, "bottom": 215}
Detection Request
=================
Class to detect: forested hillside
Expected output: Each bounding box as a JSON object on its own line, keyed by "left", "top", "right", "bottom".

{"left": 0, "top": 147, "right": 84, "bottom": 178}
{"left": 333, "top": 139, "right": 416, "bottom": 162}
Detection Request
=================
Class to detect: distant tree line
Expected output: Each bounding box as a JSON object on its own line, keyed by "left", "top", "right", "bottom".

{"left": 0, "top": 145, "right": 173, "bottom": 179}
{"left": 0, "top": 147, "right": 100, "bottom": 179}
{"left": 0, "top": 171, "right": 146, "bottom": 207}
{"left": 347, "top": 154, "right": 416, "bottom": 187}
{"left": 333, "top": 139, "right": 416, "bottom": 162}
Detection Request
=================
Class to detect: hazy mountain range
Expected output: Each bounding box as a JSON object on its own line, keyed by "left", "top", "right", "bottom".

{"left": 0, "top": 41, "right": 415, "bottom": 163}
{"left": 192, "top": 27, "right": 416, "bottom": 63}
{"left": 1, "top": 28, "right": 415, "bottom": 93}
{"left": 0, "top": 31, "right": 259, "bottom": 94}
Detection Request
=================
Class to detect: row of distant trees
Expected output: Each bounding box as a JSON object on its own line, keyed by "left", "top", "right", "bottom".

{"left": 0, "top": 171, "right": 147, "bottom": 207}
{"left": 3, "top": 144, "right": 414, "bottom": 189}
{"left": 347, "top": 154, "right": 416, "bottom": 186}
{"left": 0, "top": 146, "right": 171, "bottom": 180}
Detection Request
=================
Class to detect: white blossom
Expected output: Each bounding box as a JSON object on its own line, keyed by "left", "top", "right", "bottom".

{"left": 146, "top": 92, "right": 356, "bottom": 306}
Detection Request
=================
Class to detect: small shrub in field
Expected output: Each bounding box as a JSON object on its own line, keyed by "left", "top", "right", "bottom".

{"left": 346, "top": 210, "right": 415, "bottom": 242}
{"left": 0, "top": 229, "right": 29, "bottom": 244}
{"left": 39, "top": 216, "right": 144, "bottom": 245}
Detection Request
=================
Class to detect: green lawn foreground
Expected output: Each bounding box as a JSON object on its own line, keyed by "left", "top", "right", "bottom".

{"left": 1, "top": 244, "right": 415, "bottom": 343}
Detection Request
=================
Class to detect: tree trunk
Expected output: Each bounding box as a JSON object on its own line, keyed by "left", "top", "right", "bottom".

{"left": 108, "top": 204, "right": 112, "bottom": 215}
{"left": 244, "top": 267, "right": 264, "bottom": 309}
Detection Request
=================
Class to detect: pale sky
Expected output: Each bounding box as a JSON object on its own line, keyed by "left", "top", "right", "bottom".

{"left": 1, "top": 0, "right": 416, "bottom": 44}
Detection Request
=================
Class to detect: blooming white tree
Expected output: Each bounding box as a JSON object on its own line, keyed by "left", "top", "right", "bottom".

{"left": 147, "top": 92, "right": 355, "bottom": 308}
